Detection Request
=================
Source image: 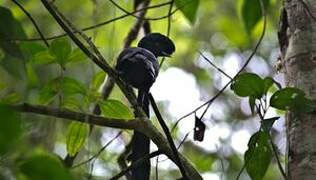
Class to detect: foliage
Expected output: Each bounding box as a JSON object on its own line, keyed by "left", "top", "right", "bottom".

{"left": 231, "top": 72, "right": 313, "bottom": 179}
{"left": 99, "top": 99, "right": 134, "bottom": 120}
{"left": 270, "top": 87, "right": 314, "bottom": 112}
{"left": 0, "top": 0, "right": 298, "bottom": 179}
{"left": 0, "top": 104, "right": 21, "bottom": 155}
{"left": 244, "top": 131, "right": 272, "bottom": 180}
{"left": 66, "top": 122, "right": 89, "bottom": 157}
{"left": 241, "top": 0, "right": 270, "bottom": 33}
{"left": 19, "top": 153, "right": 73, "bottom": 180}
{"left": 175, "top": 0, "right": 200, "bottom": 24}
{"left": 0, "top": 7, "right": 26, "bottom": 79}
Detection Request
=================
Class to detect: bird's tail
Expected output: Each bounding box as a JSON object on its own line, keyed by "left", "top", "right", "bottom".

{"left": 131, "top": 90, "right": 150, "bottom": 180}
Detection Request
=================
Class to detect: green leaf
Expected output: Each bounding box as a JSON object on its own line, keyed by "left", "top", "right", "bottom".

{"left": 62, "top": 96, "right": 83, "bottom": 111}
{"left": 241, "top": 0, "right": 269, "bottom": 33}
{"left": 19, "top": 153, "right": 73, "bottom": 180}
{"left": 270, "top": 87, "right": 313, "bottom": 112}
{"left": 231, "top": 73, "right": 264, "bottom": 98}
{"left": 175, "top": 0, "right": 200, "bottom": 24}
{"left": 62, "top": 77, "right": 87, "bottom": 96}
{"left": 99, "top": 99, "right": 134, "bottom": 119}
{"left": 0, "top": 92, "right": 22, "bottom": 104}
{"left": 0, "top": 47, "right": 4, "bottom": 60}
{"left": 66, "top": 122, "right": 89, "bottom": 157}
{"left": 20, "top": 42, "right": 46, "bottom": 60}
{"left": 0, "top": 6, "right": 26, "bottom": 59}
{"left": 245, "top": 131, "right": 272, "bottom": 180}
{"left": 182, "top": 142, "right": 215, "bottom": 172}
{"left": 0, "top": 104, "right": 21, "bottom": 155}
{"left": 261, "top": 117, "right": 279, "bottom": 132}
{"left": 91, "top": 71, "right": 106, "bottom": 91}
{"left": 39, "top": 79, "right": 59, "bottom": 104}
{"left": 1, "top": 55, "right": 26, "bottom": 79}
{"left": 67, "top": 48, "right": 86, "bottom": 64}
{"left": 49, "top": 39, "right": 72, "bottom": 66}
{"left": 32, "top": 50, "right": 56, "bottom": 65}
{"left": 39, "top": 77, "right": 86, "bottom": 104}
{"left": 263, "top": 77, "right": 274, "bottom": 94}
{"left": 0, "top": 7, "right": 26, "bottom": 79}
{"left": 26, "top": 63, "right": 39, "bottom": 88}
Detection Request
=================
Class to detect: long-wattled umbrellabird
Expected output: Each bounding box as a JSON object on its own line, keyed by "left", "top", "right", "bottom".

{"left": 116, "top": 33, "right": 175, "bottom": 180}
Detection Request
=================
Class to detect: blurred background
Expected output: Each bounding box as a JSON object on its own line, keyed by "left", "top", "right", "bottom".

{"left": 0, "top": 0, "right": 285, "bottom": 179}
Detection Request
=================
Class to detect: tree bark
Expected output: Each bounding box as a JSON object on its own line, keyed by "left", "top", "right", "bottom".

{"left": 278, "top": 0, "right": 316, "bottom": 179}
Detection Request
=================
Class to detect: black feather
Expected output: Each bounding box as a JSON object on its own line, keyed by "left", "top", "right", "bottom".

{"left": 115, "top": 33, "right": 175, "bottom": 180}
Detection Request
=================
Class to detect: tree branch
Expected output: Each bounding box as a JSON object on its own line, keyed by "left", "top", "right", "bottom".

{"left": 110, "top": 150, "right": 163, "bottom": 180}
{"left": 40, "top": 0, "right": 141, "bottom": 114}
{"left": 98, "top": 0, "right": 151, "bottom": 104}
{"left": 149, "top": 93, "right": 188, "bottom": 179}
{"left": 11, "top": 103, "right": 139, "bottom": 129}
{"left": 171, "top": 0, "right": 268, "bottom": 131}
{"left": 11, "top": 0, "right": 49, "bottom": 47}
{"left": 109, "top": 0, "right": 180, "bottom": 21}
{"left": 72, "top": 131, "right": 123, "bottom": 168}
{"left": 11, "top": 102, "right": 202, "bottom": 179}
{"left": 9, "top": 1, "right": 173, "bottom": 42}
{"left": 38, "top": 1, "right": 202, "bottom": 178}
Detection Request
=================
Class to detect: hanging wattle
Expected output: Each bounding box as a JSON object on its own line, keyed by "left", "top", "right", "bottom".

{"left": 115, "top": 33, "right": 175, "bottom": 180}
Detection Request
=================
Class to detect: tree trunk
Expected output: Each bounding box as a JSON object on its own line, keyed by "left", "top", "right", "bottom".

{"left": 278, "top": 0, "right": 316, "bottom": 179}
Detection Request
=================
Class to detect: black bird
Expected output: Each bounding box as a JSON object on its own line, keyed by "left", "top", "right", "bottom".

{"left": 116, "top": 33, "right": 175, "bottom": 180}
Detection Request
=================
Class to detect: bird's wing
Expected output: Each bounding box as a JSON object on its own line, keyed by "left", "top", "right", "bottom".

{"left": 116, "top": 47, "right": 158, "bottom": 89}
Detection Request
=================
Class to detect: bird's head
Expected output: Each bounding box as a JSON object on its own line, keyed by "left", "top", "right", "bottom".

{"left": 137, "top": 33, "right": 175, "bottom": 57}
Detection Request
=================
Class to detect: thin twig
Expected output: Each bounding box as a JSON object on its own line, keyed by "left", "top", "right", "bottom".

{"left": 41, "top": 0, "right": 142, "bottom": 115}
{"left": 114, "top": 1, "right": 151, "bottom": 179}
{"left": 39, "top": 1, "right": 202, "bottom": 178}
{"left": 159, "top": 0, "right": 174, "bottom": 68}
{"left": 117, "top": 141, "right": 133, "bottom": 180}
{"left": 172, "top": 0, "right": 268, "bottom": 131}
{"left": 257, "top": 98, "right": 287, "bottom": 180}
{"left": 9, "top": 1, "right": 173, "bottom": 42}
{"left": 109, "top": 0, "right": 179, "bottom": 21}
{"left": 11, "top": 0, "right": 49, "bottom": 47}
{"left": 95, "top": 0, "right": 151, "bottom": 108}
{"left": 40, "top": 0, "right": 112, "bottom": 73}
{"left": 72, "top": 131, "right": 122, "bottom": 168}
{"left": 123, "top": 0, "right": 150, "bottom": 48}
{"left": 54, "top": 5, "right": 106, "bottom": 64}
{"left": 269, "top": 135, "right": 287, "bottom": 179}
{"left": 257, "top": 102, "right": 287, "bottom": 179}
{"left": 155, "top": 155, "right": 159, "bottom": 180}
{"left": 235, "top": 158, "right": 247, "bottom": 180}
{"left": 198, "top": 51, "right": 233, "bottom": 80}
{"left": 149, "top": 93, "right": 188, "bottom": 179}
{"left": 157, "top": 131, "right": 191, "bottom": 163}
{"left": 110, "top": 150, "right": 163, "bottom": 180}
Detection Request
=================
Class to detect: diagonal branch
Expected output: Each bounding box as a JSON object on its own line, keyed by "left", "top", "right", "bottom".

{"left": 40, "top": 0, "right": 141, "bottom": 113}
{"left": 149, "top": 93, "right": 188, "bottom": 179}
{"left": 171, "top": 0, "right": 268, "bottom": 131}
{"left": 198, "top": 51, "right": 232, "bottom": 80}
{"left": 72, "top": 131, "right": 123, "bottom": 168}
{"left": 11, "top": 0, "right": 49, "bottom": 47}
{"left": 39, "top": 1, "right": 202, "bottom": 178}
{"left": 111, "top": 150, "right": 163, "bottom": 180}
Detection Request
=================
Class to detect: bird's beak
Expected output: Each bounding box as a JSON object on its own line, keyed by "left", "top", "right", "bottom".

{"left": 161, "top": 51, "right": 172, "bottom": 57}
